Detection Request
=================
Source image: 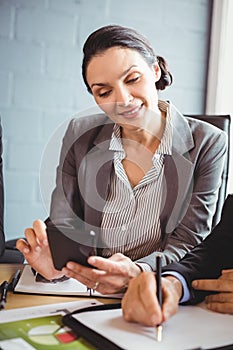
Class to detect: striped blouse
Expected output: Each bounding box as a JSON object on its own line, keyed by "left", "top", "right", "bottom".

{"left": 100, "top": 100, "right": 173, "bottom": 269}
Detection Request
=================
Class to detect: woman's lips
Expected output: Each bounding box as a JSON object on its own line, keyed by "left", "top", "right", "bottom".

{"left": 119, "top": 104, "right": 143, "bottom": 119}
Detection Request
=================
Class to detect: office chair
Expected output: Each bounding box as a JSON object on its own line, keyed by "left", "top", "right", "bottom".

{"left": 0, "top": 119, "right": 24, "bottom": 263}
{"left": 186, "top": 114, "right": 231, "bottom": 228}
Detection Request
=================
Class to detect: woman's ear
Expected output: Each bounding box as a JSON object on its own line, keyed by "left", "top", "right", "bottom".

{"left": 153, "top": 63, "right": 161, "bottom": 82}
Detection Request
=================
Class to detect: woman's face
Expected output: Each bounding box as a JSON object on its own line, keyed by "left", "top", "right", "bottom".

{"left": 86, "top": 47, "right": 161, "bottom": 130}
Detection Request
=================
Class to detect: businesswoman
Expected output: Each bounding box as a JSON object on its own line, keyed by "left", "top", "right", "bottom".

{"left": 17, "top": 25, "right": 227, "bottom": 294}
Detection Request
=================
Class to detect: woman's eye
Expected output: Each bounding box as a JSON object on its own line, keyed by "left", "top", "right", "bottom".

{"left": 99, "top": 90, "right": 111, "bottom": 97}
{"left": 127, "top": 76, "right": 140, "bottom": 84}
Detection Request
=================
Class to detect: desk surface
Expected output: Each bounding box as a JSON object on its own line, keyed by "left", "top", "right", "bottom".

{"left": 0, "top": 264, "right": 118, "bottom": 310}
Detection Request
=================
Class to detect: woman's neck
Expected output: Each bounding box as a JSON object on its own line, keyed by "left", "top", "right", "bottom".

{"left": 121, "top": 110, "right": 166, "bottom": 152}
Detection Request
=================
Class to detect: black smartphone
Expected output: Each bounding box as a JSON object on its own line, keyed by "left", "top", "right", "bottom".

{"left": 46, "top": 225, "right": 97, "bottom": 271}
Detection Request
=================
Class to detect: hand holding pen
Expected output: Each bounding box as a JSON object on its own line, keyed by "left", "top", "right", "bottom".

{"left": 122, "top": 258, "right": 182, "bottom": 328}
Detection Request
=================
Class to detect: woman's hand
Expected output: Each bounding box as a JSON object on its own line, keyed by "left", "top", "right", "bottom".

{"left": 62, "top": 252, "right": 141, "bottom": 294}
{"left": 16, "top": 219, "right": 63, "bottom": 280}
{"left": 192, "top": 269, "right": 233, "bottom": 314}
{"left": 122, "top": 272, "right": 182, "bottom": 326}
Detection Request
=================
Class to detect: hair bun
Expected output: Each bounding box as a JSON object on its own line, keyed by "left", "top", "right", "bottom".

{"left": 156, "top": 56, "right": 173, "bottom": 90}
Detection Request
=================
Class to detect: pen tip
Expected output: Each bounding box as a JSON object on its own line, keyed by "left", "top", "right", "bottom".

{"left": 156, "top": 325, "right": 163, "bottom": 342}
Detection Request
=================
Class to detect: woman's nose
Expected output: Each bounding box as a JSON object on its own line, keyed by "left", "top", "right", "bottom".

{"left": 115, "top": 87, "right": 133, "bottom": 106}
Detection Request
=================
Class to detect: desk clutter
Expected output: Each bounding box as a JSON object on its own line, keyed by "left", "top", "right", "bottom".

{"left": 0, "top": 268, "right": 21, "bottom": 310}
{"left": 1, "top": 265, "right": 233, "bottom": 350}
{"left": 0, "top": 298, "right": 233, "bottom": 350}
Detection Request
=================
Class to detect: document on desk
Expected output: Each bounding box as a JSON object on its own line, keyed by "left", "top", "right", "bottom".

{"left": 66, "top": 303, "right": 233, "bottom": 350}
{"left": 0, "top": 299, "right": 102, "bottom": 350}
{"left": 15, "top": 264, "right": 122, "bottom": 298}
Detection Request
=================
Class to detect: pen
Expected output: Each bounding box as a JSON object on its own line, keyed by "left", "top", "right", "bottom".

{"left": 0, "top": 281, "right": 9, "bottom": 310}
{"left": 87, "top": 287, "right": 93, "bottom": 296}
{"left": 156, "top": 254, "right": 162, "bottom": 342}
{"left": 8, "top": 269, "right": 21, "bottom": 291}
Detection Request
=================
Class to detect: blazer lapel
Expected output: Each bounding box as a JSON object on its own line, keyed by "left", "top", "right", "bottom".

{"left": 81, "top": 123, "right": 114, "bottom": 231}
{"left": 160, "top": 105, "right": 195, "bottom": 243}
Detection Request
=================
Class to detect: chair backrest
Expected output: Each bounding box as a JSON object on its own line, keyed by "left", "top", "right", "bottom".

{"left": 185, "top": 114, "right": 231, "bottom": 228}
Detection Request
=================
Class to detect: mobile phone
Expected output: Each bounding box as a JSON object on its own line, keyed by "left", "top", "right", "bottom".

{"left": 46, "top": 225, "right": 97, "bottom": 270}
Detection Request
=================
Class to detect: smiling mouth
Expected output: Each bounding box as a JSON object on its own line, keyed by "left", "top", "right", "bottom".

{"left": 119, "top": 104, "right": 143, "bottom": 118}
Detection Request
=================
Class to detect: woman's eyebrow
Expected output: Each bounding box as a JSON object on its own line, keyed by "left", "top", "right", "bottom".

{"left": 119, "top": 65, "right": 137, "bottom": 78}
{"left": 91, "top": 65, "right": 138, "bottom": 89}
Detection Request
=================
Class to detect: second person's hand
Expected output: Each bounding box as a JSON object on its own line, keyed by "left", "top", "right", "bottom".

{"left": 192, "top": 269, "right": 233, "bottom": 314}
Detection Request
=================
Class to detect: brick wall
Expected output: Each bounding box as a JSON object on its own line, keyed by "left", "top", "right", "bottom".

{"left": 0, "top": 0, "right": 212, "bottom": 239}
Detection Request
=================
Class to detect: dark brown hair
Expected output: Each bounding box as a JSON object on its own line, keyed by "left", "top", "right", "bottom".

{"left": 82, "top": 25, "right": 173, "bottom": 93}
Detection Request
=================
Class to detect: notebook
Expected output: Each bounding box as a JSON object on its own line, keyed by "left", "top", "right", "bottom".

{"left": 14, "top": 264, "right": 123, "bottom": 299}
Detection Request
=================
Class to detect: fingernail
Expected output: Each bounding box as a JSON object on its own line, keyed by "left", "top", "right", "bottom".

{"left": 35, "top": 246, "right": 41, "bottom": 252}
{"left": 67, "top": 263, "right": 74, "bottom": 269}
{"left": 23, "top": 248, "right": 29, "bottom": 254}
{"left": 88, "top": 257, "right": 96, "bottom": 263}
{"left": 192, "top": 281, "right": 197, "bottom": 287}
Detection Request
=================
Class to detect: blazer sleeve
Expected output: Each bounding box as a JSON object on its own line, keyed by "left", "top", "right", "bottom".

{"left": 137, "top": 122, "right": 227, "bottom": 270}
{"left": 162, "top": 195, "right": 233, "bottom": 304}
{"left": 47, "top": 119, "right": 85, "bottom": 228}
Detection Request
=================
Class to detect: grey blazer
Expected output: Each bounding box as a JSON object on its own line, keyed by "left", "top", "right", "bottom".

{"left": 48, "top": 103, "right": 227, "bottom": 270}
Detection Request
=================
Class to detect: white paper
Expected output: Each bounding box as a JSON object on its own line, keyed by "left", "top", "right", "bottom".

{"left": 15, "top": 264, "right": 122, "bottom": 298}
{"left": 0, "top": 299, "right": 102, "bottom": 323}
{"left": 73, "top": 303, "right": 233, "bottom": 350}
